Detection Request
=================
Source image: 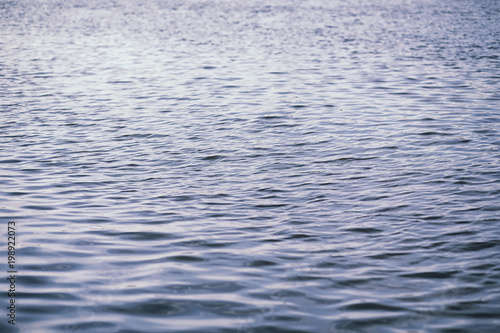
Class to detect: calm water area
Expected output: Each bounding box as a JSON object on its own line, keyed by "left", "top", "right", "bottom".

{"left": 1, "top": 0, "right": 500, "bottom": 332}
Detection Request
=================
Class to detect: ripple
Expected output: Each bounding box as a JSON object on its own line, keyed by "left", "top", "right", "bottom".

{"left": 400, "top": 271, "right": 459, "bottom": 279}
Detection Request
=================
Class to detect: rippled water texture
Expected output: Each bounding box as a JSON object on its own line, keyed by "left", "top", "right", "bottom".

{"left": 1, "top": 0, "right": 500, "bottom": 332}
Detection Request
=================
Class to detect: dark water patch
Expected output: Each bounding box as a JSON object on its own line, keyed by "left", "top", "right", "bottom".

{"left": 336, "top": 278, "right": 380, "bottom": 287}
{"left": 5, "top": 191, "right": 29, "bottom": 196}
{"left": 53, "top": 321, "right": 118, "bottom": 332}
{"left": 368, "top": 252, "right": 412, "bottom": 260}
{"left": 374, "top": 204, "right": 410, "bottom": 213}
{"left": 257, "top": 187, "right": 286, "bottom": 193}
{"left": 116, "top": 133, "right": 164, "bottom": 139}
{"left": 21, "top": 205, "right": 56, "bottom": 210}
{"left": 0, "top": 158, "right": 22, "bottom": 163}
{"left": 170, "top": 281, "right": 247, "bottom": 293}
{"left": 259, "top": 115, "right": 288, "bottom": 120}
{"left": 315, "top": 261, "right": 339, "bottom": 268}
{"left": 478, "top": 205, "right": 500, "bottom": 212}
{"left": 81, "top": 217, "right": 114, "bottom": 223}
{"left": 269, "top": 290, "right": 306, "bottom": 298}
{"left": 285, "top": 275, "right": 325, "bottom": 282}
{"left": 313, "top": 156, "right": 377, "bottom": 164}
{"left": 167, "top": 255, "right": 205, "bottom": 262}
{"left": 18, "top": 304, "right": 67, "bottom": 315}
{"left": 344, "top": 227, "right": 383, "bottom": 234}
{"left": 359, "top": 195, "right": 389, "bottom": 201}
{"left": 177, "top": 240, "right": 235, "bottom": 249}
{"left": 419, "top": 131, "right": 454, "bottom": 136}
{"left": 334, "top": 315, "right": 414, "bottom": 332}
{"left": 450, "top": 241, "right": 499, "bottom": 252}
{"left": 261, "top": 238, "right": 282, "bottom": 243}
{"left": 284, "top": 233, "right": 316, "bottom": 240}
{"left": 246, "top": 259, "right": 277, "bottom": 267}
{"left": 340, "top": 302, "right": 407, "bottom": 312}
{"left": 201, "top": 155, "right": 225, "bottom": 161}
{"left": 23, "top": 263, "right": 83, "bottom": 272}
{"left": 107, "top": 248, "right": 141, "bottom": 255}
{"left": 19, "top": 291, "right": 80, "bottom": 301}
{"left": 242, "top": 326, "right": 312, "bottom": 333}
{"left": 254, "top": 203, "right": 288, "bottom": 208}
{"left": 85, "top": 230, "right": 175, "bottom": 241}
{"left": 400, "top": 271, "right": 459, "bottom": 279}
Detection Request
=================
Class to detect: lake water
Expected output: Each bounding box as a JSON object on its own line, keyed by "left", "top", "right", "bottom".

{"left": 1, "top": 0, "right": 499, "bottom": 332}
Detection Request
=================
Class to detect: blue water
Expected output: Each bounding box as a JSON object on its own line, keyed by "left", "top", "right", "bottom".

{"left": 1, "top": 0, "right": 500, "bottom": 332}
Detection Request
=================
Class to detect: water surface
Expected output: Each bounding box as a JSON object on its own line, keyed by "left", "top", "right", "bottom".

{"left": 1, "top": 0, "right": 500, "bottom": 332}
